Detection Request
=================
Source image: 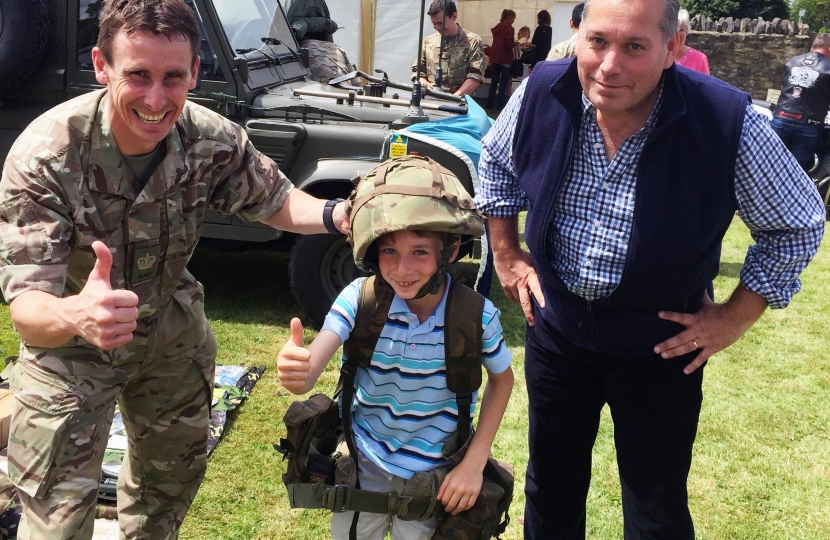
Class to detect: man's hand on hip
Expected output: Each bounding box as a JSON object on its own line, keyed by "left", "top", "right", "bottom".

{"left": 654, "top": 285, "right": 767, "bottom": 374}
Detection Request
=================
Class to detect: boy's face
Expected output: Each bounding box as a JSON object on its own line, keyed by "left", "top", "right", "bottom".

{"left": 377, "top": 231, "right": 446, "bottom": 300}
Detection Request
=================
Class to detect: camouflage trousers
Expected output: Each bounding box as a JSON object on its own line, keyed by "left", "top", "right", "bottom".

{"left": 6, "top": 296, "right": 216, "bottom": 540}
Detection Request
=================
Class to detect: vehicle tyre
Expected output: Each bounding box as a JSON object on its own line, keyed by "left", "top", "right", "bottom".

{"left": 290, "top": 233, "right": 367, "bottom": 329}
{"left": 0, "top": 0, "right": 49, "bottom": 96}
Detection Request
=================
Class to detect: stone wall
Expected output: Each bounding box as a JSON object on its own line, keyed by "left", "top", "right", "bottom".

{"left": 685, "top": 32, "right": 811, "bottom": 100}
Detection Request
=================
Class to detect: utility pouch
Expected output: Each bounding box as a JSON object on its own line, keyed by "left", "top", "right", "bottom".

{"left": 431, "top": 430, "right": 514, "bottom": 540}
{"left": 274, "top": 393, "right": 342, "bottom": 491}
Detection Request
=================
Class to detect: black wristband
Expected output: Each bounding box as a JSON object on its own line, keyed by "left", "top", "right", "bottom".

{"left": 323, "top": 198, "right": 345, "bottom": 234}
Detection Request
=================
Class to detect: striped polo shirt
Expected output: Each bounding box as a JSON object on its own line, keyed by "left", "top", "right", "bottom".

{"left": 322, "top": 275, "right": 512, "bottom": 479}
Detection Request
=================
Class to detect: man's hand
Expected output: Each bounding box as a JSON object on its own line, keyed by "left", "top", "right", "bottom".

{"left": 488, "top": 216, "right": 546, "bottom": 326}
{"left": 419, "top": 77, "right": 434, "bottom": 90}
{"left": 493, "top": 248, "right": 545, "bottom": 326}
{"left": 332, "top": 200, "right": 350, "bottom": 234}
{"left": 654, "top": 285, "right": 767, "bottom": 374}
{"left": 74, "top": 241, "right": 139, "bottom": 349}
{"left": 277, "top": 318, "right": 312, "bottom": 393}
{"left": 437, "top": 458, "right": 483, "bottom": 515}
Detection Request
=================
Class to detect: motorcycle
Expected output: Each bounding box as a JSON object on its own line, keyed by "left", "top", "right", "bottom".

{"left": 752, "top": 99, "right": 830, "bottom": 214}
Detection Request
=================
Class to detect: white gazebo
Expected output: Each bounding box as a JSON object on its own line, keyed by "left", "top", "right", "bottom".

{"left": 326, "top": 0, "right": 580, "bottom": 85}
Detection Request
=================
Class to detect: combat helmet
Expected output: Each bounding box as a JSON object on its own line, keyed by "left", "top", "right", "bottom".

{"left": 348, "top": 155, "right": 485, "bottom": 298}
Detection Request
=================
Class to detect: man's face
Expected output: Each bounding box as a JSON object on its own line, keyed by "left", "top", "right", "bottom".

{"left": 92, "top": 29, "right": 199, "bottom": 156}
{"left": 430, "top": 11, "right": 458, "bottom": 36}
{"left": 576, "top": 0, "right": 677, "bottom": 120}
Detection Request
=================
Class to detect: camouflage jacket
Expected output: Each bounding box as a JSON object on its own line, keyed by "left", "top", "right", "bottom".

{"left": 546, "top": 33, "right": 578, "bottom": 62}
{"left": 413, "top": 27, "right": 486, "bottom": 94}
{"left": 301, "top": 39, "right": 357, "bottom": 83}
{"left": 0, "top": 90, "right": 292, "bottom": 320}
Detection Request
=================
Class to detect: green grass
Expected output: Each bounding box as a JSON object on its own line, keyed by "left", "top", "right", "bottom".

{"left": 2, "top": 216, "right": 829, "bottom": 539}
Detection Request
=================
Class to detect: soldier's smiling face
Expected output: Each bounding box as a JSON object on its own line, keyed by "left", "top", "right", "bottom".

{"left": 92, "top": 29, "right": 199, "bottom": 156}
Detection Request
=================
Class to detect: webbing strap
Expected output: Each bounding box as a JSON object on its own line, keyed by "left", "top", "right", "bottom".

{"left": 444, "top": 280, "right": 485, "bottom": 442}
{"left": 287, "top": 483, "right": 433, "bottom": 518}
{"left": 339, "top": 276, "right": 394, "bottom": 539}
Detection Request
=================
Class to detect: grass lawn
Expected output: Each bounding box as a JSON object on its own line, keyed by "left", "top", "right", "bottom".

{"left": 1, "top": 216, "right": 828, "bottom": 539}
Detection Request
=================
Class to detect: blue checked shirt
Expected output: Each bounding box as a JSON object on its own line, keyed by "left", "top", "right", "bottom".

{"left": 476, "top": 79, "right": 825, "bottom": 308}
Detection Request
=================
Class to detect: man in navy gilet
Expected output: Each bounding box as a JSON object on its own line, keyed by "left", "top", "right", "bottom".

{"left": 474, "top": 0, "right": 825, "bottom": 538}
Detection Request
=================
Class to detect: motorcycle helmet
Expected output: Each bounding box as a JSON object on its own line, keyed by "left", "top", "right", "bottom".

{"left": 348, "top": 155, "right": 485, "bottom": 298}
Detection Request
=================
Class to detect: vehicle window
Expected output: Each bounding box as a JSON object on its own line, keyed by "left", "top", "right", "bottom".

{"left": 214, "top": 0, "right": 296, "bottom": 56}
{"left": 75, "top": 0, "right": 225, "bottom": 82}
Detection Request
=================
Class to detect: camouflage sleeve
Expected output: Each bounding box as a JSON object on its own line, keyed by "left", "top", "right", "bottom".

{"left": 207, "top": 127, "right": 293, "bottom": 222}
{"left": 466, "top": 35, "right": 486, "bottom": 84}
{"left": 0, "top": 155, "right": 74, "bottom": 301}
{"left": 413, "top": 41, "right": 428, "bottom": 79}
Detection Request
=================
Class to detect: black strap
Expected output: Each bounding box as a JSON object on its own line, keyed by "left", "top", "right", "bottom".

{"left": 340, "top": 276, "right": 394, "bottom": 539}
{"left": 443, "top": 280, "right": 485, "bottom": 442}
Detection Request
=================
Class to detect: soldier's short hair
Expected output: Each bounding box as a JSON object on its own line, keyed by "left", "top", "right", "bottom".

{"left": 427, "top": 0, "right": 457, "bottom": 18}
{"left": 97, "top": 0, "right": 201, "bottom": 66}
{"left": 572, "top": 4, "right": 585, "bottom": 28}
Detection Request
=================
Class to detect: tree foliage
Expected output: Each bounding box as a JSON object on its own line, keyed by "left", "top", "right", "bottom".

{"left": 681, "top": 0, "right": 789, "bottom": 20}
{"left": 791, "top": 0, "right": 830, "bottom": 31}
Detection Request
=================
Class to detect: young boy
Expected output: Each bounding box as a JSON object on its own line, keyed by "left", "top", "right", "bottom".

{"left": 277, "top": 156, "right": 514, "bottom": 540}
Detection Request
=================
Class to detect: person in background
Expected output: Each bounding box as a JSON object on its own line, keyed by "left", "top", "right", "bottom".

{"left": 476, "top": 0, "right": 825, "bottom": 537}
{"left": 486, "top": 9, "right": 517, "bottom": 111}
{"left": 675, "top": 8, "right": 710, "bottom": 74}
{"left": 284, "top": 0, "right": 338, "bottom": 42}
{"left": 530, "top": 9, "right": 552, "bottom": 70}
{"left": 512, "top": 26, "right": 535, "bottom": 80}
{"left": 414, "top": 0, "right": 486, "bottom": 96}
{"left": 546, "top": 3, "right": 584, "bottom": 62}
{"left": 771, "top": 33, "right": 830, "bottom": 171}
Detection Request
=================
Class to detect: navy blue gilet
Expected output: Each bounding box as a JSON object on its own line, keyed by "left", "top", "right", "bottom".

{"left": 513, "top": 60, "right": 749, "bottom": 356}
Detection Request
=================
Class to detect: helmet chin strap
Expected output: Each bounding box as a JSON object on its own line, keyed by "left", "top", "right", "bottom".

{"left": 411, "top": 234, "right": 461, "bottom": 300}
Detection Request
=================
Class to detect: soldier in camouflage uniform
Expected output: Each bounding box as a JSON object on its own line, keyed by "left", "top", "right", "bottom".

{"left": 413, "top": 0, "right": 486, "bottom": 96}
{"left": 0, "top": 1, "right": 347, "bottom": 539}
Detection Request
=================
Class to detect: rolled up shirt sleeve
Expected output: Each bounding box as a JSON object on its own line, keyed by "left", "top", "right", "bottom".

{"left": 475, "top": 80, "right": 529, "bottom": 217}
{"left": 207, "top": 127, "right": 293, "bottom": 222}
{"left": 465, "top": 34, "right": 487, "bottom": 84}
{"left": 734, "top": 103, "right": 826, "bottom": 308}
{"left": 0, "top": 155, "right": 75, "bottom": 301}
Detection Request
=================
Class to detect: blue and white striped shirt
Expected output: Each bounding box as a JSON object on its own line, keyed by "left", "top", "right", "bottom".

{"left": 322, "top": 276, "right": 512, "bottom": 479}
{"left": 475, "top": 79, "right": 825, "bottom": 308}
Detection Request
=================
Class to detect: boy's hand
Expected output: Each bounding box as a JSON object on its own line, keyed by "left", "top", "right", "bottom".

{"left": 437, "top": 458, "right": 483, "bottom": 515}
{"left": 277, "top": 317, "right": 312, "bottom": 393}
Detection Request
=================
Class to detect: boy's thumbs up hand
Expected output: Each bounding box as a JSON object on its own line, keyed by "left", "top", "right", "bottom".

{"left": 278, "top": 317, "right": 312, "bottom": 393}
{"left": 73, "top": 241, "right": 140, "bottom": 350}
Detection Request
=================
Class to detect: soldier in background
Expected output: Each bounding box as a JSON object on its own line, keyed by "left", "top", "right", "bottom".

{"left": 413, "top": 0, "right": 486, "bottom": 96}
{"left": 546, "top": 3, "right": 584, "bottom": 62}
{"left": 0, "top": 0, "right": 348, "bottom": 538}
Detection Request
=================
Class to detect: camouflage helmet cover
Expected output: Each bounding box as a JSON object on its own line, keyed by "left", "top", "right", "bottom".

{"left": 348, "top": 155, "right": 485, "bottom": 270}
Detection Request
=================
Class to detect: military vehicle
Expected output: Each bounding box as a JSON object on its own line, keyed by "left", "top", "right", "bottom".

{"left": 0, "top": 0, "right": 479, "bottom": 327}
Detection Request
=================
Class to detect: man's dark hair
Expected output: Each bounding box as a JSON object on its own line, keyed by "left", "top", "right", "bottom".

{"left": 97, "top": 0, "right": 200, "bottom": 66}
{"left": 537, "top": 9, "right": 551, "bottom": 26}
{"left": 428, "top": 0, "right": 457, "bottom": 18}
{"left": 572, "top": 3, "right": 585, "bottom": 28}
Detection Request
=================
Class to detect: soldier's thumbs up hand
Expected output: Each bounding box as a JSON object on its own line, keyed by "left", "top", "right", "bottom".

{"left": 74, "top": 241, "right": 140, "bottom": 350}
{"left": 278, "top": 317, "right": 312, "bottom": 394}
